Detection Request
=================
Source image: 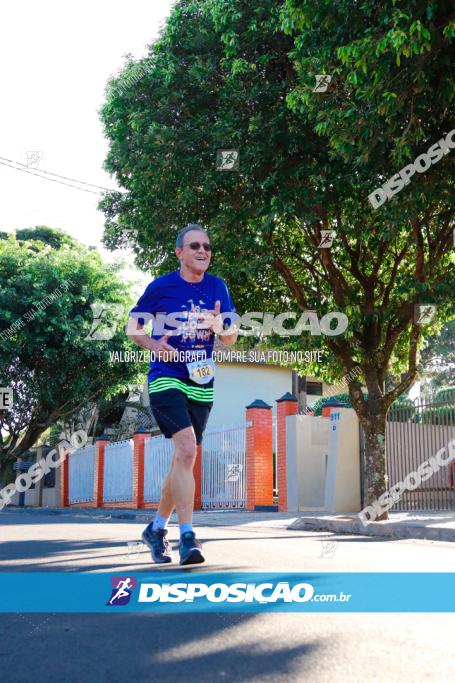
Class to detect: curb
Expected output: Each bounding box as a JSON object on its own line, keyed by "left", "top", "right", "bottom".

{"left": 0, "top": 506, "right": 293, "bottom": 526}
{"left": 287, "top": 515, "right": 455, "bottom": 542}
{"left": 0, "top": 506, "right": 153, "bottom": 523}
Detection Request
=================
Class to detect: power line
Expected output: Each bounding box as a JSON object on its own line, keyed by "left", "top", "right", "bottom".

{"left": 0, "top": 156, "right": 117, "bottom": 195}
{"left": 0, "top": 156, "right": 112, "bottom": 190}
{"left": 0, "top": 159, "right": 100, "bottom": 194}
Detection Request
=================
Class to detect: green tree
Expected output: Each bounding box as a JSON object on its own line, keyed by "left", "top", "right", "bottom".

{"left": 0, "top": 230, "right": 145, "bottom": 477}
{"left": 99, "top": 0, "right": 454, "bottom": 515}
{"left": 419, "top": 320, "right": 455, "bottom": 389}
{"left": 0, "top": 226, "right": 79, "bottom": 250}
{"left": 14, "top": 226, "right": 79, "bottom": 250}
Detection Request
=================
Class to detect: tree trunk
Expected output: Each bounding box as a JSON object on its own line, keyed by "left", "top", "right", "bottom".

{"left": 0, "top": 457, "right": 15, "bottom": 487}
{"left": 361, "top": 411, "right": 389, "bottom": 520}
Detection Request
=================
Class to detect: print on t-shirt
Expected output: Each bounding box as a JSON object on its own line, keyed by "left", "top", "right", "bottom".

{"left": 178, "top": 299, "right": 212, "bottom": 344}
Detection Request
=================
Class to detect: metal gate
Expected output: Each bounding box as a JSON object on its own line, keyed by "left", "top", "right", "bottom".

{"left": 68, "top": 445, "right": 95, "bottom": 504}
{"left": 103, "top": 440, "right": 133, "bottom": 502}
{"left": 143, "top": 435, "right": 173, "bottom": 503}
{"left": 201, "top": 422, "right": 249, "bottom": 510}
{"left": 385, "top": 395, "right": 455, "bottom": 511}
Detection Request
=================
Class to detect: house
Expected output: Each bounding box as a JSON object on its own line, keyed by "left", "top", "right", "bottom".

{"left": 137, "top": 353, "right": 331, "bottom": 432}
{"left": 205, "top": 360, "right": 328, "bottom": 430}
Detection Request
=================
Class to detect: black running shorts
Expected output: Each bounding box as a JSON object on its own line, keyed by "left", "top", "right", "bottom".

{"left": 148, "top": 385, "right": 212, "bottom": 445}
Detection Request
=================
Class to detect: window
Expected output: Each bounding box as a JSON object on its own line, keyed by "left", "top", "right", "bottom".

{"left": 306, "top": 381, "right": 323, "bottom": 396}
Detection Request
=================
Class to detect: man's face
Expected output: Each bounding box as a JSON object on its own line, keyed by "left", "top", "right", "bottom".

{"left": 176, "top": 230, "right": 212, "bottom": 273}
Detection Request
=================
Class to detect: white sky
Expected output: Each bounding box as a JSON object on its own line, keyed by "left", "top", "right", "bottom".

{"left": 0, "top": 0, "right": 175, "bottom": 296}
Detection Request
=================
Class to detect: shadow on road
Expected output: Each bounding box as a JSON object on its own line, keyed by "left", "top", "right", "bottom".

{"left": 0, "top": 611, "right": 322, "bottom": 683}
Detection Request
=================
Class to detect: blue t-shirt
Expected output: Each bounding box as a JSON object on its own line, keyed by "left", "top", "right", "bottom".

{"left": 129, "top": 270, "right": 236, "bottom": 382}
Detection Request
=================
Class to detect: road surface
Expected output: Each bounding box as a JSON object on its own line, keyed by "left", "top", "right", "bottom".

{"left": 0, "top": 510, "right": 454, "bottom": 682}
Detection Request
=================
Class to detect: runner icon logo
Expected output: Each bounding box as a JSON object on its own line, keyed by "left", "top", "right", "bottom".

{"left": 226, "top": 464, "right": 243, "bottom": 482}
{"left": 106, "top": 576, "right": 137, "bottom": 606}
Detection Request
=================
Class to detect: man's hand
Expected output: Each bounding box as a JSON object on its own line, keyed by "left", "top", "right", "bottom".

{"left": 198, "top": 300, "right": 224, "bottom": 334}
{"left": 126, "top": 322, "right": 179, "bottom": 360}
{"left": 150, "top": 335, "right": 178, "bottom": 361}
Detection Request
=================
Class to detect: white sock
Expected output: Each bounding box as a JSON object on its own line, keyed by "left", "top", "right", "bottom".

{"left": 151, "top": 513, "right": 168, "bottom": 531}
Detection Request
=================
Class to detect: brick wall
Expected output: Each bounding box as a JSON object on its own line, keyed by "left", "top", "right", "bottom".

{"left": 277, "top": 394, "right": 299, "bottom": 511}
{"left": 246, "top": 401, "right": 273, "bottom": 510}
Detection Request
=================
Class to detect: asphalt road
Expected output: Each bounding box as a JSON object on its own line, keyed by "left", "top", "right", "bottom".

{"left": 1, "top": 510, "right": 454, "bottom": 682}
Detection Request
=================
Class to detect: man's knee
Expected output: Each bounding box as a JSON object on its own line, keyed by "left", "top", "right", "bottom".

{"left": 175, "top": 438, "right": 197, "bottom": 468}
{"left": 176, "top": 451, "right": 197, "bottom": 469}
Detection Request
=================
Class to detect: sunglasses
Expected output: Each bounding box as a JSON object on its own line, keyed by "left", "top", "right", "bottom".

{"left": 187, "top": 241, "right": 212, "bottom": 252}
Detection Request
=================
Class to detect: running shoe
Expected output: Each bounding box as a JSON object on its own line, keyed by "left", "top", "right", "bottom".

{"left": 179, "top": 531, "right": 205, "bottom": 565}
{"left": 141, "top": 526, "right": 173, "bottom": 564}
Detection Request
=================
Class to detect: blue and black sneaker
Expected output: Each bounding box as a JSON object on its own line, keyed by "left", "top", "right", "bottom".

{"left": 179, "top": 531, "right": 205, "bottom": 566}
{"left": 141, "top": 526, "right": 173, "bottom": 564}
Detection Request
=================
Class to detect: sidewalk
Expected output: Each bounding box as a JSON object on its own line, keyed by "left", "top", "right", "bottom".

{"left": 1, "top": 506, "right": 298, "bottom": 529}
{"left": 289, "top": 511, "right": 455, "bottom": 542}
{"left": 3, "top": 506, "right": 455, "bottom": 541}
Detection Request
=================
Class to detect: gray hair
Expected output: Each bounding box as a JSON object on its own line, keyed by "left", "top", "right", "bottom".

{"left": 175, "top": 223, "right": 208, "bottom": 248}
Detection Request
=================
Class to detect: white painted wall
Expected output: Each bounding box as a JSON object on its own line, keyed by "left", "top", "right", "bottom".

{"left": 324, "top": 408, "right": 361, "bottom": 513}
{"left": 285, "top": 408, "right": 361, "bottom": 513}
{"left": 206, "top": 363, "right": 325, "bottom": 431}
{"left": 286, "top": 415, "right": 329, "bottom": 511}
{"left": 207, "top": 363, "right": 292, "bottom": 430}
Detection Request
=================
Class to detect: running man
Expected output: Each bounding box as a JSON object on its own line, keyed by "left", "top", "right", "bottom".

{"left": 127, "top": 224, "right": 237, "bottom": 565}
{"left": 109, "top": 577, "right": 133, "bottom": 604}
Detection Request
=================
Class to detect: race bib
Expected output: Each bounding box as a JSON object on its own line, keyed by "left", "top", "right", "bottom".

{"left": 186, "top": 358, "right": 216, "bottom": 385}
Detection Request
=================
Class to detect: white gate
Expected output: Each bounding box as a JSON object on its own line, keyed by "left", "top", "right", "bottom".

{"left": 202, "top": 422, "right": 249, "bottom": 510}
{"left": 143, "top": 435, "right": 174, "bottom": 503}
{"left": 68, "top": 445, "right": 95, "bottom": 504}
{"left": 103, "top": 440, "right": 133, "bottom": 502}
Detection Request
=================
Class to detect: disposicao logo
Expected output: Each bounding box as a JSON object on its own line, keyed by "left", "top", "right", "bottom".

{"left": 137, "top": 582, "right": 315, "bottom": 603}
{"left": 106, "top": 576, "right": 137, "bottom": 606}
{"left": 368, "top": 129, "right": 455, "bottom": 209}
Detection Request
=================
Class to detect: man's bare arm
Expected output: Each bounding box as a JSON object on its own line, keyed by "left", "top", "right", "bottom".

{"left": 126, "top": 319, "right": 176, "bottom": 357}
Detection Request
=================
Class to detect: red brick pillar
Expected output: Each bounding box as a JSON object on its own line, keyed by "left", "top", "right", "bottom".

{"left": 276, "top": 392, "right": 299, "bottom": 512}
{"left": 133, "top": 432, "right": 149, "bottom": 509}
{"left": 245, "top": 400, "right": 273, "bottom": 510}
{"left": 59, "top": 447, "right": 69, "bottom": 507}
{"left": 94, "top": 437, "right": 109, "bottom": 508}
{"left": 194, "top": 444, "right": 202, "bottom": 511}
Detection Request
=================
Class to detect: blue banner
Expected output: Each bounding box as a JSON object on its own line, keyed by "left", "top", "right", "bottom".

{"left": 1, "top": 572, "right": 454, "bottom": 613}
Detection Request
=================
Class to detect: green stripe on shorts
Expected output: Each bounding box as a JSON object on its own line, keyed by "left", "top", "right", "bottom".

{"left": 148, "top": 377, "right": 214, "bottom": 403}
